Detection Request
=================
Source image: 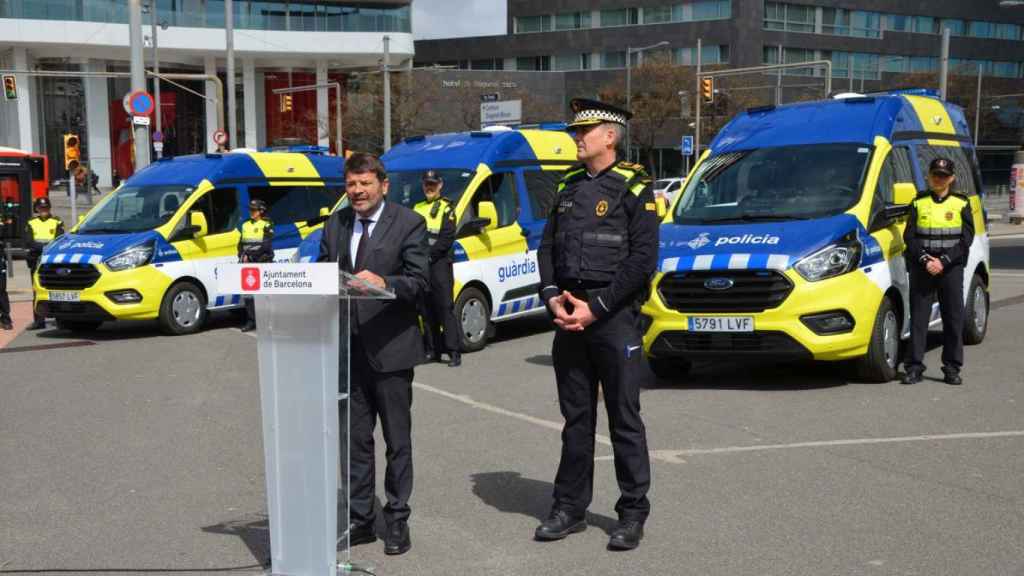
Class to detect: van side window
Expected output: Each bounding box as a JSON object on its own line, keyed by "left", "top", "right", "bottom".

{"left": 522, "top": 169, "right": 562, "bottom": 219}
{"left": 190, "top": 188, "right": 240, "bottom": 234}
{"left": 869, "top": 156, "right": 895, "bottom": 230}
{"left": 477, "top": 173, "right": 520, "bottom": 228}
{"left": 249, "top": 185, "right": 343, "bottom": 224}
{"left": 891, "top": 147, "right": 915, "bottom": 183}
{"left": 916, "top": 145, "right": 978, "bottom": 196}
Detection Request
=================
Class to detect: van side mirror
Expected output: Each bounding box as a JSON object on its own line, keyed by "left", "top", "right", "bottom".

{"left": 882, "top": 182, "right": 918, "bottom": 220}
{"left": 319, "top": 206, "right": 330, "bottom": 217}
{"left": 477, "top": 201, "right": 499, "bottom": 232}
{"left": 188, "top": 210, "right": 209, "bottom": 239}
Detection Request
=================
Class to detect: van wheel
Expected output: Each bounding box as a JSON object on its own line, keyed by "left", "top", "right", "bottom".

{"left": 56, "top": 319, "right": 102, "bottom": 332}
{"left": 856, "top": 296, "right": 900, "bottom": 383}
{"left": 455, "top": 286, "right": 490, "bottom": 352}
{"left": 963, "top": 274, "right": 988, "bottom": 345}
{"left": 159, "top": 281, "right": 207, "bottom": 335}
{"left": 649, "top": 357, "right": 692, "bottom": 381}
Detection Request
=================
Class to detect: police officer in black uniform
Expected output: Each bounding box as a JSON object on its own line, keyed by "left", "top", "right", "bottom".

{"left": 535, "top": 99, "right": 659, "bottom": 551}
{"left": 238, "top": 199, "right": 274, "bottom": 332}
{"left": 26, "top": 197, "right": 64, "bottom": 330}
{"left": 0, "top": 236, "right": 11, "bottom": 331}
{"left": 413, "top": 170, "right": 461, "bottom": 367}
{"left": 902, "top": 157, "right": 974, "bottom": 385}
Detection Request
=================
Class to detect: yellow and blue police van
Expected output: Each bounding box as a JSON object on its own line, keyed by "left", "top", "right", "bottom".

{"left": 643, "top": 90, "right": 990, "bottom": 382}
{"left": 295, "top": 125, "right": 578, "bottom": 351}
{"left": 34, "top": 148, "right": 344, "bottom": 334}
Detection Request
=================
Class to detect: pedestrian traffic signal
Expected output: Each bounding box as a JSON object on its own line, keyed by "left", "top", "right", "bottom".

{"left": 3, "top": 75, "right": 16, "bottom": 100}
{"left": 63, "top": 133, "right": 81, "bottom": 172}
{"left": 279, "top": 94, "right": 293, "bottom": 113}
{"left": 701, "top": 77, "right": 714, "bottom": 104}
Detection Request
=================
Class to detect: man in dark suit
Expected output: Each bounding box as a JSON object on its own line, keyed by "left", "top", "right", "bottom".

{"left": 318, "top": 153, "right": 429, "bottom": 556}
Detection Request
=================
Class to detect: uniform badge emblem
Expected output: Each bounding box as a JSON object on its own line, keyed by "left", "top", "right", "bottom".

{"left": 945, "top": 211, "right": 954, "bottom": 221}
{"left": 596, "top": 199, "right": 609, "bottom": 217}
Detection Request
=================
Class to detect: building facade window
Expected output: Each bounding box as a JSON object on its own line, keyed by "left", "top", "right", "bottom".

{"left": 599, "top": 8, "right": 639, "bottom": 27}
{"left": 515, "top": 56, "right": 550, "bottom": 71}
{"left": 554, "top": 11, "right": 590, "bottom": 30}
{"left": 601, "top": 51, "right": 627, "bottom": 69}
{"left": 644, "top": 6, "right": 672, "bottom": 24}
{"left": 0, "top": 0, "right": 412, "bottom": 32}
{"left": 552, "top": 53, "right": 589, "bottom": 71}
{"left": 515, "top": 14, "right": 551, "bottom": 33}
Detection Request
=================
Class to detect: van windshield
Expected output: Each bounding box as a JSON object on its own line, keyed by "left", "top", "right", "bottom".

{"left": 385, "top": 169, "right": 475, "bottom": 209}
{"left": 77, "top": 185, "right": 193, "bottom": 234}
{"left": 673, "top": 144, "right": 872, "bottom": 224}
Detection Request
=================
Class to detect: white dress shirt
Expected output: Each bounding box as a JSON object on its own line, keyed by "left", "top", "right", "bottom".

{"left": 350, "top": 200, "right": 386, "bottom": 267}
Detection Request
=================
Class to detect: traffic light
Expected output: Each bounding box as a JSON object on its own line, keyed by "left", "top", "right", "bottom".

{"left": 279, "top": 94, "right": 293, "bottom": 113}
{"left": 2, "top": 75, "right": 16, "bottom": 100}
{"left": 701, "top": 77, "right": 714, "bottom": 104}
{"left": 63, "top": 133, "right": 81, "bottom": 172}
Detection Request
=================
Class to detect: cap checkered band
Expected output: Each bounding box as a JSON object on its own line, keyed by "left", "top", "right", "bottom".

{"left": 570, "top": 109, "right": 628, "bottom": 126}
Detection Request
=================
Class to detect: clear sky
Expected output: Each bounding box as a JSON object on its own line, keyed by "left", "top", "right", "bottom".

{"left": 412, "top": 0, "right": 507, "bottom": 40}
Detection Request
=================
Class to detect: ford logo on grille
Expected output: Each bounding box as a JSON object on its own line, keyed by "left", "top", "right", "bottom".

{"left": 704, "top": 277, "right": 734, "bottom": 291}
{"left": 55, "top": 267, "right": 72, "bottom": 276}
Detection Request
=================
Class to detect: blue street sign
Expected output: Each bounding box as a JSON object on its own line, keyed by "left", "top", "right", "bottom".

{"left": 152, "top": 130, "right": 164, "bottom": 142}
{"left": 681, "top": 135, "right": 694, "bottom": 157}
{"left": 129, "top": 90, "right": 154, "bottom": 116}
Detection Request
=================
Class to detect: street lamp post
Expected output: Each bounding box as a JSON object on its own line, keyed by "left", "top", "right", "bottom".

{"left": 626, "top": 40, "right": 669, "bottom": 162}
{"left": 148, "top": 3, "right": 168, "bottom": 158}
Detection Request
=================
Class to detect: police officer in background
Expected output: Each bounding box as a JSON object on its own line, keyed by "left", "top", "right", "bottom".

{"left": 535, "top": 99, "right": 659, "bottom": 551}
{"left": 0, "top": 238, "right": 11, "bottom": 331}
{"left": 238, "top": 199, "right": 274, "bottom": 332}
{"left": 26, "top": 197, "right": 64, "bottom": 330}
{"left": 413, "top": 170, "right": 461, "bottom": 367}
{"left": 902, "top": 157, "right": 974, "bottom": 385}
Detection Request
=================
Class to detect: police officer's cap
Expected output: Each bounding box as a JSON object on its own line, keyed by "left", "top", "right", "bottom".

{"left": 33, "top": 197, "right": 51, "bottom": 210}
{"left": 421, "top": 170, "right": 443, "bottom": 184}
{"left": 249, "top": 199, "right": 268, "bottom": 212}
{"left": 929, "top": 157, "right": 955, "bottom": 176}
{"left": 567, "top": 98, "right": 633, "bottom": 130}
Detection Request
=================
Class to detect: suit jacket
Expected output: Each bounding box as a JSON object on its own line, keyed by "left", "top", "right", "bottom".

{"left": 318, "top": 202, "right": 429, "bottom": 372}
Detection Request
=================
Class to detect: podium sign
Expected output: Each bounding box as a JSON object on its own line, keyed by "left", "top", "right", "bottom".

{"left": 219, "top": 263, "right": 393, "bottom": 575}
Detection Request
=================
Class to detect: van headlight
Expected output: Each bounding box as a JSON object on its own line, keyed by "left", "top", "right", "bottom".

{"left": 104, "top": 243, "right": 154, "bottom": 272}
{"left": 794, "top": 237, "right": 862, "bottom": 282}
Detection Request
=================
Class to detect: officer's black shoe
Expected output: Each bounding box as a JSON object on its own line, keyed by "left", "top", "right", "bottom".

{"left": 240, "top": 322, "right": 256, "bottom": 332}
{"left": 943, "top": 369, "right": 963, "bottom": 386}
{"left": 607, "top": 519, "right": 645, "bottom": 551}
{"left": 0, "top": 318, "right": 12, "bottom": 331}
{"left": 534, "top": 509, "right": 586, "bottom": 541}
{"left": 347, "top": 522, "right": 377, "bottom": 546}
{"left": 27, "top": 319, "right": 45, "bottom": 330}
{"left": 901, "top": 370, "right": 923, "bottom": 385}
{"left": 447, "top": 350, "right": 461, "bottom": 367}
{"left": 383, "top": 521, "right": 411, "bottom": 555}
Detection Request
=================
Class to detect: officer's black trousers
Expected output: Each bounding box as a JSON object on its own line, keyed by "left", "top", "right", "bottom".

{"left": 551, "top": 304, "right": 651, "bottom": 522}
{"left": 244, "top": 296, "right": 255, "bottom": 326}
{"left": 0, "top": 268, "right": 10, "bottom": 322}
{"left": 907, "top": 264, "right": 965, "bottom": 372}
{"left": 425, "top": 258, "right": 459, "bottom": 354}
{"left": 26, "top": 253, "right": 42, "bottom": 323}
{"left": 346, "top": 338, "right": 414, "bottom": 527}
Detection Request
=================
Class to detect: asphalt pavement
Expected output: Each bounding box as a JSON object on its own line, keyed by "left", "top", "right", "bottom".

{"left": 1, "top": 241, "right": 1023, "bottom": 576}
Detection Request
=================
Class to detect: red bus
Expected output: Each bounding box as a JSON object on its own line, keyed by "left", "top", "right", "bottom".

{"left": 0, "top": 146, "right": 49, "bottom": 254}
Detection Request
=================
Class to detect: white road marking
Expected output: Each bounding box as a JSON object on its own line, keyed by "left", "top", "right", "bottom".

{"left": 991, "top": 271, "right": 1024, "bottom": 278}
{"left": 989, "top": 233, "right": 1024, "bottom": 241}
{"left": 412, "top": 380, "right": 613, "bottom": 448}
{"left": 591, "top": 430, "right": 1024, "bottom": 463}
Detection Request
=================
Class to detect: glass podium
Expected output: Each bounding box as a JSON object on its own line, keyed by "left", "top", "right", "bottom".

{"left": 225, "top": 265, "right": 393, "bottom": 576}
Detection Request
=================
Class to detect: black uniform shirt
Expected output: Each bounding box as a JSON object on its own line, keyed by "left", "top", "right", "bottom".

{"left": 537, "top": 160, "right": 660, "bottom": 320}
